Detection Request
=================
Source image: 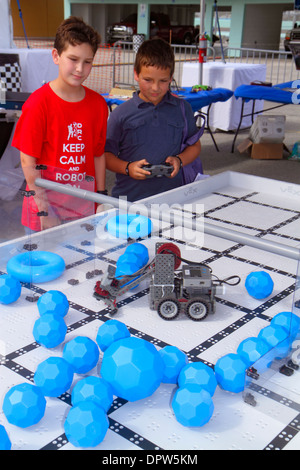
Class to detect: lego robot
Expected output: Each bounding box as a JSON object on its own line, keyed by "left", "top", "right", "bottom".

{"left": 94, "top": 242, "right": 240, "bottom": 321}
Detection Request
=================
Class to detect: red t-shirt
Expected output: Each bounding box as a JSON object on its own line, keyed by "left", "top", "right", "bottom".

{"left": 12, "top": 83, "right": 108, "bottom": 230}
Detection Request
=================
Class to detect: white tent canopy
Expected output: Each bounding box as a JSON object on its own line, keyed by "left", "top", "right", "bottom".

{"left": 0, "top": 0, "right": 14, "bottom": 49}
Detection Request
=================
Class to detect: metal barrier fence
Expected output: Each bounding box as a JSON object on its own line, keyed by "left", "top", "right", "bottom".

{"left": 112, "top": 42, "right": 300, "bottom": 91}
{"left": 110, "top": 41, "right": 211, "bottom": 91}
{"left": 222, "top": 46, "right": 300, "bottom": 84}
{"left": 13, "top": 38, "right": 300, "bottom": 94}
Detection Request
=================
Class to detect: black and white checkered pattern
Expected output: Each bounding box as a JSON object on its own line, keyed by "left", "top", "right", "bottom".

{"left": 0, "top": 54, "right": 22, "bottom": 92}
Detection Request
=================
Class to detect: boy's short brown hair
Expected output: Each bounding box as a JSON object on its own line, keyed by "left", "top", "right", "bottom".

{"left": 134, "top": 38, "right": 175, "bottom": 76}
{"left": 54, "top": 16, "right": 101, "bottom": 56}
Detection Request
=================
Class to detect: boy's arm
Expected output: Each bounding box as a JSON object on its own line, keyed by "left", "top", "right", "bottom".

{"left": 94, "top": 154, "right": 106, "bottom": 192}
{"left": 94, "top": 154, "right": 108, "bottom": 213}
{"left": 20, "top": 152, "right": 60, "bottom": 230}
{"left": 166, "top": 140, "right": 201, "bottom": 177}
{"left": 105, "top": 152, "right": 151, "bottom": 180}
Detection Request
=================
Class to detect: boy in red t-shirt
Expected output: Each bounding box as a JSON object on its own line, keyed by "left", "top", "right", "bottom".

{"left": 12, "top": 16, "right": 108, "bottom": 231}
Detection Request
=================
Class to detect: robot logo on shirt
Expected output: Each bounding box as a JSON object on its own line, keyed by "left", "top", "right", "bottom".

{"left": 67, "top": 122, "right": 83, "bottom": 141}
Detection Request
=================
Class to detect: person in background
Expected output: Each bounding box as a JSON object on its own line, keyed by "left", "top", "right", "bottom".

{"left": 105, "top": 38, "right": 202, "bottom": 202}
{"left": 12, "top": 16, "right": 108, "bottom": 232}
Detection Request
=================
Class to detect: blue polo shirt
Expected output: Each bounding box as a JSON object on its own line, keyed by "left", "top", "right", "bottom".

{"left": 105, "top": 90, "right": 199, "bottom": 202}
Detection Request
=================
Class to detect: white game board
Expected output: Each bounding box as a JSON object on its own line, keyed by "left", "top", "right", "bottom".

{"left": 0, "top": 172, "right": 299, "bottom": 451}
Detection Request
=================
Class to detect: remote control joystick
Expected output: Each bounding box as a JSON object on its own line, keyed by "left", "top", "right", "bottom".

{"left": 142, "top": 162, "right": 173, "bottom": 178}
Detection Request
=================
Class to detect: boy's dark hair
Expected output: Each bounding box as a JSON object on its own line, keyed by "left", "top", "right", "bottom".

{"left": 134, "top": 38, "right": 175, "bottom": 76}
{"left": 54, "top": 16, "right": 101, "bottom": 56}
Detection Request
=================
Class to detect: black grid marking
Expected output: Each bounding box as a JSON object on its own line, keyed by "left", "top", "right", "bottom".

{"left": 264, "top": 414, "right": 300, "bottom": 450}
{"left": 208, "top": 191, "right": 300, "bottom": 244}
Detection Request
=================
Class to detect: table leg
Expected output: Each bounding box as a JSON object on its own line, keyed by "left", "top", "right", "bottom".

{"left": 231, "top": 99, "right": 246, "bottom": 153}
{"left": 196, "top": 106, "right": 219, "bottom": 152}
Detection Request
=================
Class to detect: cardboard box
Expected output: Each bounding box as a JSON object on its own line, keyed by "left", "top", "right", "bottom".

{"left": 237, "top": 138, "right": 285, "bottom": 160}
{"left": 249, "top": 115, "right": 286, "bottom": 144}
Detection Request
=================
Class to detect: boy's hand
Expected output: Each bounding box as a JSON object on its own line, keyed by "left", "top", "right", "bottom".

{"left": 126, "top": 159, "right": 152, "bottom": 180}
{"left": 165, "top": 156, "right": 181, "bottom": 178}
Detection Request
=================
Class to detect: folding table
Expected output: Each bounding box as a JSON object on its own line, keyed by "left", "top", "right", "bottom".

{"left": 232, "top": 81, "right": 298, "bottom": 152}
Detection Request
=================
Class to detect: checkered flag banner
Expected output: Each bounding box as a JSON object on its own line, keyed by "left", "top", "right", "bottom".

{"left": 0, "top": 79, "right": 5, "bottom": 104}
{"left": 0, "top": 54, "right": 22, "bottom": 92}
{"left": 132, "top": 34, "right": 145, "bottom": 53}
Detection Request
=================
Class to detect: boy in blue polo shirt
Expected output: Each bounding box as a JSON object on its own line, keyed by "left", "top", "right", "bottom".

{"left": 105, "top": 38, "right": 202, "bottom": 202}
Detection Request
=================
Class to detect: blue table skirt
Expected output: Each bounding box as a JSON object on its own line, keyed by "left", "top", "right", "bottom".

{"left": 234, "top": 81, "right": 299, "bottom": 105}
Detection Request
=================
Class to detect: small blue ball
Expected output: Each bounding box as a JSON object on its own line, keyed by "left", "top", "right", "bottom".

{"left": 125, "top": 243, "right": 149, "bottom": 266}
{"left": 32, "top": 313, "right": 67, "bottom": 348}
{"left": 237, "top": 336, "right": 271, "bottom": 367}
{"left": 64, "top": 401, "right": 109, "bottom": 448}
{"left": 159, "top": 345, "right": 188, "bottom": 384}
{"left": 0, "top": 424, "right": 11, "bottom": 450}
{"left": 115, "top": 258, "right": 140, "bottom": 278}
{"left": 37, "top": 290, "right": 69, "bottom": 317}
{"left": 34, "top": 356, "right": 74, "bottom": 397}
{"left": 178, "top": 361, "right": 217, "bottom": 396}
{"left": 245, "top": 271, "right": 274, "bottom": 299}
{"left": 63, "top": 337, "right": 100, "bottom": 374}
{"left": 214, "top": 353, "right": 248, "bottom": 393}
{"left": 71, "top": 376, "right": 114, "bottom": 412}
{"left": 271, "top": 311, "right": 300, "bottom": 340}
{"left": 3, "top": 383, "right": 46, "bottom": 428}
{"left": 96, "top": 319, "right": 130, "bottom": 352}
{"left": 0, "top": 274, "right": 21, "bottom": 304}
{"left": 172, "top": 384, "right": 214, "bottom": 427}
{"left": 258, "top": 324, "right": 289, "bottom": 349}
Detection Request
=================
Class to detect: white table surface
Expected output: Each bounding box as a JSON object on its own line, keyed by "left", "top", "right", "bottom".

{"left": 0, "top": 48, "right": 57, "bottom": 93}
{"left": 181, "top": 62, "right": 267, "bottom": 131}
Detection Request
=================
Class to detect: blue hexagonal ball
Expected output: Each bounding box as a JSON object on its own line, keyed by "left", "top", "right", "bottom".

{"left": 245, "top": 271, "right": 274, "bottom": 300}
{"left": 258, "top": 324, "right": 289, "bottom": 349}
{"left": 214, "top": 353, "right": 248, "bottom": 393}
{"left": 116, "top": 252, "right": 140, "bottom": 271}
{"left": 159, "top": 345, "right": 188, "bottom": 384}
{"left": 63, "top": 337, "right": 99, "bottom": 374}
{"left": 0, "top": 424, "right": 11, "bottom": 450}
{"left": 32, "top": 313, "right": 67, "bottom": 348}
{"left": 64, "top": 401, "right": 109, "bottom": 448}
{"left": 0, "top": 274, "right": 21, "bottom": 304}
{"left": 125, "top": 243, "right": 149, "bottom": 266}
{"left": 96, "top": 319, "right": 130, "bottom": 352}
{"left": 37, "top": 290, "right": 69, "bottom": 317}
{"left": 273, "top": 336, "right": 293, "bottom": 361}
{"left": 237, "top": 336, "right": 271, "bottom": 367}
{"left": 34, "top": 357, "right": 74, "bottom": 397}
{"left": 271, "top": 311, "right": 300, "bottom": 340}
{"left": 178, "top": 361, "right": 217, "bottom": 396}
{"left": 172, "top": 384, "right": 214, "bottom": 427}
{"left": 115, "top": 257, "right": 140, "bottom": 281}
{"left": 71, "top": 376, "right": 114, "bottom": 412}
{"left": 100, "top": 336, "right": 164, "bottom": 402}
{"left": 3, "top": 383, "right": 46, "bottom": 428}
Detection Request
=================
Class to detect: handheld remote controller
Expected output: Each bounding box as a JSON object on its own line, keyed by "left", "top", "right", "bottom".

{"left": 142, "top": 162, "right": 173, "bottom": 178}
